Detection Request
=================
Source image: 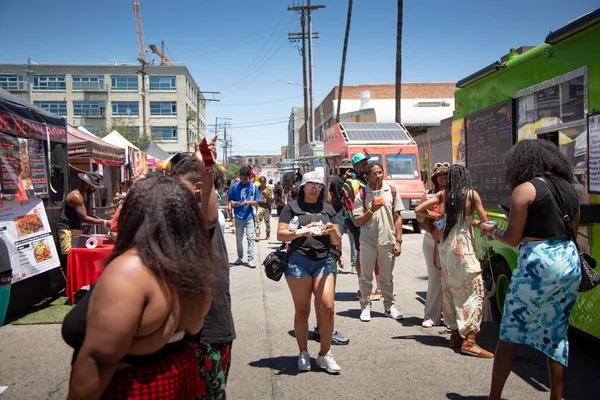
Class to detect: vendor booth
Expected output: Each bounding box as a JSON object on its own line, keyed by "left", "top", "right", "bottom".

{"left": 102, "top": 130, "right": 147, "bottom": 179}
{"left": 141, "top": 141, "right": 169, "bottom": 169}
{"left": 0, "top": 88, "right": 69, "bottom": 323}
{"left": 67, "top": 126, "right": 125, "bottom": 224}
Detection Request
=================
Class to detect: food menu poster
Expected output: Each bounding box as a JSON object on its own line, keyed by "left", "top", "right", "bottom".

{"left": 0, "top": 199, "right": 60, "bottom": 283}
{"left": 0, "top": 133, "right": 49, "bottom": 200}
{"left": 465, "top": 100, "right": 514, "bottom": 207}
{"left": 589, "top": 113, "right": 600, "bottom": 194}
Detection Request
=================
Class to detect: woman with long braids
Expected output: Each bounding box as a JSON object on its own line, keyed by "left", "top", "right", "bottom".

{"left": 480, "top": 140, "right": 581, "bottom": 400}
{"left": 416, "top": 161, "right": 449, "bottom": 328}
{"left": 62, "top": 176, "right": 216, "bottom": 399}
{"left": 275, "top": 172, "right": 297, "bottom": 216}
{"left": 416, "top": 164, "right": 493, "bottom": 358}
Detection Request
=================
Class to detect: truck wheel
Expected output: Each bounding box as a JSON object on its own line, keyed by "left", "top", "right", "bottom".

{"left": 412, "top": 220, "right": 422, "bottom": 234}
{"left": 491, "top": 257, "right": 512, "bottom": 321}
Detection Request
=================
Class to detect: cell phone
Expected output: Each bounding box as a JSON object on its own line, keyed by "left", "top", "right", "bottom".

{"left": 200, "top": 137, "right": 215, "bottom": 168}
{"left": 435, "top": 218, "right": 446, "bottom": 230}
{"left": 498, "top": 204, "right": 510, "bottom": 216}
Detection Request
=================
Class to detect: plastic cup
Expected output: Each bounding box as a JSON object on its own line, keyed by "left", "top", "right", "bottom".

{"left": 481, "top": 221, "right": 497, "bottom": 241}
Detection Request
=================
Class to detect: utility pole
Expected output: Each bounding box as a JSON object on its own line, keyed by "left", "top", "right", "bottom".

{"left": 137, "top": 57, "right": 148, "bottom": 139}
{"left": 288, "top": 2, "right": 325, "bottom": 144}
{"left": 337, "top": 0, "right": 353, "bottom": 123}
{"left": 213, "top": 117, "right": 232, "bottom": 163}
{"left": 395, "top": 0, "right": 403, "bottom": 124}
{"left": 198, "top": 90, "right": 220, "bottom": 141}
{"left": 300, "top": 12, "right": 309, "bottom": 141}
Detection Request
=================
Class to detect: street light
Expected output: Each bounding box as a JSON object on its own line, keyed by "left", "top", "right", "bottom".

{"left": 287, "top": 80, "right": 307, "bottom": 89}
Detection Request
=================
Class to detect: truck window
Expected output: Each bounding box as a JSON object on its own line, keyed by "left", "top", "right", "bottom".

{"left": 350, "top": 153, "right": 382, "bottom": 165}
{"left": 385, "top": 154, "right": 419, "bottom": 179}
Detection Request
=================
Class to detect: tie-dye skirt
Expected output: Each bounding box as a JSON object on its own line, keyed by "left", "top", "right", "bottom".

{"left": 500, "top": 240, "right": 581, "bottom": 366}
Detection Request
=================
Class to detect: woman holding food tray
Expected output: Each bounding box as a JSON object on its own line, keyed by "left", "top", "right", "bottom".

{"left": 277, "top": 171, "right": 342, "bottom": 374}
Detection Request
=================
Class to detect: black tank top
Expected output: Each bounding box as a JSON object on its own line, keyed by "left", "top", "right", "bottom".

{"left": 57, "top": 190, "right": 86, "bottom": 230}
{"left": 61, "top": 286, "right": 188, "bottom": 365}
{"left": 522, "top": 175, "right": 579, "bottom": 240}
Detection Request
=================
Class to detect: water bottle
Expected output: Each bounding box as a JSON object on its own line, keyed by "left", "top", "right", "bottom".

{"left": 288, "top": 216, "right": 299, "bottom": 232}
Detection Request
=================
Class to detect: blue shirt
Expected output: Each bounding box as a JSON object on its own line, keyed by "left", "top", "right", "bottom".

{"left": 228, "top": 182, "right": 260, "bottom": 220}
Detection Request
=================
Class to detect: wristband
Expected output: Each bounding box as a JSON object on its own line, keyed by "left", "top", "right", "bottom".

{"left": 103, "top": 220, "right": 107, "bottom": 227}
{"left": 369, "top": 210, "right": 374, "bottom": 215}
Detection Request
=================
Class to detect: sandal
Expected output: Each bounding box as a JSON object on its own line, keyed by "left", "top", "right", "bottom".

{"left": 461, "top": 340, "right": 494, "bottom": 358}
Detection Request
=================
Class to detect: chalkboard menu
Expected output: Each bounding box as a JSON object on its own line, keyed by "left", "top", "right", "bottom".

{"left": 465, "top": 100, "right": 514, "bottom": 207}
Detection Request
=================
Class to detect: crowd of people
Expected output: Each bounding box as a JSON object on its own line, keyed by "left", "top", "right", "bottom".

{"left": 60, "top": 138, "right": 583, "bottom": 400}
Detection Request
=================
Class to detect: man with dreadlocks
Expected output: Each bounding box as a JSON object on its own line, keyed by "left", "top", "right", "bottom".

{"left": 416, "top": 164, "right": 493, "bottom": 358}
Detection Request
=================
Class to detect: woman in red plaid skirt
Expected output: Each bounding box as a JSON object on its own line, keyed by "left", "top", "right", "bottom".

{"left": 63, "top": 176, "right": 217, "bottom": 400}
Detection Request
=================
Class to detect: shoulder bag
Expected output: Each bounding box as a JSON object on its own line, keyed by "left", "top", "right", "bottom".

{"left": 262, "top": 237, "right": 308, "bottom": 281}
{"left": 538, "top": 177, "right": 599, "bottom": 292}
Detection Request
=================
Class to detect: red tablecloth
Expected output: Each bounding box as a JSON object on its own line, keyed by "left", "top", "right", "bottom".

{"left": 66, "top": 245, "right": 114, "bottom": 304}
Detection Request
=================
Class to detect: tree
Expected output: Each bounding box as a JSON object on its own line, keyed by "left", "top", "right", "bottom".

{"left": 97, "top": 118, "right": 151, "bottom": 149}
{"left": 395, "top": 0, "right": 403, "bottom": 124}
{"left": 227, "top": 163, "right": 240, "bottom": 181}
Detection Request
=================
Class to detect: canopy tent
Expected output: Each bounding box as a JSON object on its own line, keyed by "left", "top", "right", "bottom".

{"left": 67, "top": 126, "right": 125, "bottom": 166}
{"left": 141, "top": 141, "right": 169, "bottom": 167}
{"left": 0, "top": 88, "right": 69, "bottom": 323}
{"left": 101, "top": 130, "right": 147, "bottom": 176}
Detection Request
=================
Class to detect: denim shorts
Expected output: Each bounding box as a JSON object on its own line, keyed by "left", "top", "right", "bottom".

{"left": 285, "top": 253, "right": 333, "bottom": 279}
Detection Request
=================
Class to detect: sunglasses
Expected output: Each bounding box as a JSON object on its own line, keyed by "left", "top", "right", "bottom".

{"left": 434, "top": 162, "right": 450, "bottom": 169}
{"left": 305, "top": 182, "right": 323, "bottom": 189}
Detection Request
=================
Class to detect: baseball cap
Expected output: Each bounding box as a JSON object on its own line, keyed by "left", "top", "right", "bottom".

{"left": 351, "top": 153, "right": 369, "bottom": 166}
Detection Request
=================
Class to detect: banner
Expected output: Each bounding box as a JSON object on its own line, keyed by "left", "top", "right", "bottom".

{"left": 0, "top": 111, "right": 67, "bottom": 143}
{"left": 0, "top": 133, "right": 49, "bottom": 200}
{"left": 451, "top": 119, "right": 465, "bottom": 165}
{"left": 0, "top": 199, "right": 60, "bottom": 283}
{"left": 589, "top": 113, "right": 600, "bottom": 194}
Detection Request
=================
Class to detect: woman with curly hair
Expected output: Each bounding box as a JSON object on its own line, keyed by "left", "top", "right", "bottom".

{"left": 416, "top": 164, "right": 493, "bottom": 358}
{"left": 63, "top": 176, "right": 216, "bottom": 399}
{"left": 480, "top": 139, "right": 581, "bottom": 400}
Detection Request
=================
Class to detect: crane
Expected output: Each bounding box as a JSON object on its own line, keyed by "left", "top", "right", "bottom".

{"left": 149, "top": 41, "right": 176, "bottom": 66}
{"left": 133, "top": 0, "right": 145, "bottom": 62}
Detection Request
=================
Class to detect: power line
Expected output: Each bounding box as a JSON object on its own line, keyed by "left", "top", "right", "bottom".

{"left": 228, "top": 120, "right": 289, "bottom": 129}
{"left": 221, "top": 95, "right": 303, "bottom": 107}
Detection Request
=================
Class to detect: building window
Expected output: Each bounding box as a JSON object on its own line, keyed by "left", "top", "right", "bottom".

{"left": 72, "top": 75, "right": 105, "bottom": 91}
{"left": 74, "top": 101, "right": 106, "bottom": 117}
{"left": 0, "top": 74, "right": 24, "bottom": 90}
{"left": 151, "top": 126, "right": 178, "bottom": 141}
{"left": 118, "top": 126, "right": 140, "bottom": 137}
{"left": 267, "top": 158, "right": 272, "bottom": 165}
{"left": 149, "top": 76, "right": 176, "bottom": 90}
{"left": 150, "top": 101, "right": 177, "bottom": 116}
{"left": 111, "top": 101, "right": 139, "bottom": 116}
{"left": 34, "top": 101, "right": 67, "bottom": 116}
{"left": 33, "top": 75, "right": 66, "bottom": 90}
{"left": 111, "top": 75, "right": 138, "bottom": 91}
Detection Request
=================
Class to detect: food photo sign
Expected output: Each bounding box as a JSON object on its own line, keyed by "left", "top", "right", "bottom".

{"left": 0, "top": 199, "right": 60, "bottom": 283}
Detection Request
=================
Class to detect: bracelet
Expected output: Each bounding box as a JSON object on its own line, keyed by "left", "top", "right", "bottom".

{"left": 103, "top": 220, "right": 107, "bottom": 227}
{"left": 369, "top": 209, "right": 374, "bottom": 215}
{"left": 491, "top": 227, "right": 499, "bottom": 240}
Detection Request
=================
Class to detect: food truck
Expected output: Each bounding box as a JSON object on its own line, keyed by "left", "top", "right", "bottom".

{"left": 453, "top": 8, "right": 600, "bottom": 339}
{"left": 324, "top": 122, "right": 426, "bottom": 232}
{"left": 0, "top": 88, "right": 69, "bottom": 322}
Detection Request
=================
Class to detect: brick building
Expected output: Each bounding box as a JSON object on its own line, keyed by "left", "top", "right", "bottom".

{"left": 311, "top": 83, "right": 456, "bottom": 141}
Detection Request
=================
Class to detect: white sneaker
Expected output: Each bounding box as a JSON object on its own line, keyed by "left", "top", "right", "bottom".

{"left": 316, "top": 351, "right": 341, "bottom": 374}
{"left": 422, "top": 319, "right": 434, "bottom": 328}
{"left": 297, "top": 351, "right": 311, "bottom": 372}
{"left": 360, "top": 306, "right": 371, "bottom": 322}
{"left": 234, "top": 258, "right": 243, "bottom": 266}
{"left": 247, "top": 260, "right": 256, "bottom": 268}
{"left": 385, "top": 306, "right": 404, "bottom": 320}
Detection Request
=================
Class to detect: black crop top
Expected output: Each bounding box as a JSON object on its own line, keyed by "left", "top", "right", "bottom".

{"left": 61, "top": 286, "right": 188, "bottom": 365}
{"left": 522, "top": 175, "right": 579, "bottom": 240}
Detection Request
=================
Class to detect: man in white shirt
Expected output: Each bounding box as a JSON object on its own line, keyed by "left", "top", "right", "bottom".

{"left": 353, "top": 162, "right": 404, "bottom": 322}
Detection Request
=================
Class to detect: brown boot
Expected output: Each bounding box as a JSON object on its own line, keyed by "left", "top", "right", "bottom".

{"left": 449, "top": 329, "right": 463, "bottom": 347}
{"left": 461, "top": 331, "right": 494, "bottom": 358}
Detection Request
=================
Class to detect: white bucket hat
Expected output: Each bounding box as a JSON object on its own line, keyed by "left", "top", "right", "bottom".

{"left": 300, "top": 171, "right": 324, "bottom": 187}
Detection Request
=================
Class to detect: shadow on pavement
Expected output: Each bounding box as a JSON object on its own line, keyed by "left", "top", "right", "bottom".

{"left": 334, "top": 292, "right": 358, "bottom": 302}
{"left": 446, "top": 394, "right": 488, "bottom": 400}
{"left": 397, "top": 316, "right": 423, "bottom": 327}
{"left": 248, "top": 356, "right": 300, "bottom": 376}
{"left": 392, "top": 334, "right": 453, "bottom": 349}
{"left": 336, "top": 309, "right": 386, "bottom": 320}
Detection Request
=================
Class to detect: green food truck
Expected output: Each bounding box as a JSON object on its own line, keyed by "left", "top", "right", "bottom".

{"left": 453, "top": 8, "right": 600, "bottom": 339}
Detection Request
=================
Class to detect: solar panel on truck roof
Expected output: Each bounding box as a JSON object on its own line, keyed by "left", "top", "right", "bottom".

{"left": 339, "top": 122, "right": 411, "bottom": 142}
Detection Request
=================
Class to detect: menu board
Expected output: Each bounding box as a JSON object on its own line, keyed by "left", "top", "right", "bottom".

{"left": 0, "top": 133, "right": 49, "bottom": 200}
{"left": 0, "top": 199, "right": 60, "bottom": 283}
{"left": 589, "top": 113, "right": 600, "bottom": 194}
{"left": 465, "top": 100, "right": 514, "bottom": 207}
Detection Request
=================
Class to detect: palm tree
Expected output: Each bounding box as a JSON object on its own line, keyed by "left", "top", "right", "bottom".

{"left": 395, "top": 0, "right": 403, "bottom": 124}
{"left": 336, "top": 0, "right": 354, "bottom": 122}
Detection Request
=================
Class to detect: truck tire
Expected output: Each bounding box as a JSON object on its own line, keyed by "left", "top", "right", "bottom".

{"left": 491, "top": 257, "right": 512, "bottom": 321}
{"left": 412, "top": 220, "right": 422, "bottom": 234}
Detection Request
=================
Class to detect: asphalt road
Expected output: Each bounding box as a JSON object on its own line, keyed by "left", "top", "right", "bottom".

{"left": 0, "top": 215, "right": 598, "bottom": 399}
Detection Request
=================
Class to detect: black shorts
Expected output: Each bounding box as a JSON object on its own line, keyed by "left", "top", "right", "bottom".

{"left": 344, "top": 219, "right": 361, "bottom": 251}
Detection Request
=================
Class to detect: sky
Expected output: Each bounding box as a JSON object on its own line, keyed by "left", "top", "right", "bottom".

{"left": 1, "top": 0, "right": 598, "bottom": 157}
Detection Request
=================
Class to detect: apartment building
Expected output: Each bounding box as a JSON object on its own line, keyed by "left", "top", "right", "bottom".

{"left": 0, "top": 61, "right": 206, "bottom": 153}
